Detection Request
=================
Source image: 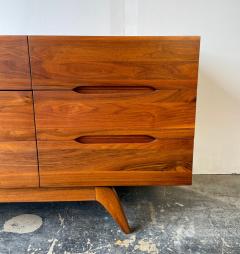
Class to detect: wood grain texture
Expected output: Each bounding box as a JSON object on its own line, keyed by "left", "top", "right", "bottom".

{"left": 0, "top": 36, "right": 31, "bottom": 89}
{"left": 0, "top": 92, "right": 35, "bottom": 141}
{"left": 38, "top": 138, "right": 193, "bottom": 187}
{"left": 96, "top": 187, "right": 131, "bottom": 234}
{"left": 0, "top": 141, "right": 38, "bottom": 188}
{"left": 0, "top": 187, "right": 95, "bottom": 202}
{"left": 33, "top": 129, "right": 194, "bottom": 142}
{"left": 0, "top": 90, "right": 38, "bottom": 188}
{"left": 34, "top": 89, "right": 196, "bottom": 140}
{"left": 29, "top": 36, "right": 200, "bottom": 89}
{"left": 29, "top": 36, "right": 200, "bottom": 61}
{"left": 40, "top": 171, "right": 192, "bottom": 187}
{"left": 31, "top": 36, "right": 199, "bottom": 187}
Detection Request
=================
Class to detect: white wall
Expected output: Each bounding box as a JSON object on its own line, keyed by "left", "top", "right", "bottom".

{"left": 137, "top": 0, "right": 240, "bottom": 174}
{"left": 0, "top": 0, "right": 240, "bottom": 174}
{"left": 0, "top": 0, "right": 111, "bottom": 35}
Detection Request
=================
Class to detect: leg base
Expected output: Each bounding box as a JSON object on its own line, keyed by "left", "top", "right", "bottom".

{"left": 95, "top": 187, "right": 131, "bottom": 234}
{"left": 0, "top": 186, "right": 131, "bottom": 234}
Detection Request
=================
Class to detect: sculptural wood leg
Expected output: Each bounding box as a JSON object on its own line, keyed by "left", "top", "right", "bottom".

{"left": 95, "top": 187, "right": 131, "bottom": 234}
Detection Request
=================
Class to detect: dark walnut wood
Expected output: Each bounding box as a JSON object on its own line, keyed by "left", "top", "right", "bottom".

{"left": 0, "top": 91, "right": 38, "bottom": 188}
{"left": 29, "top": 36, "right": 200, "bottom": 90}
{"left": 0, "top": 36, "right": 31, "bottom": 90}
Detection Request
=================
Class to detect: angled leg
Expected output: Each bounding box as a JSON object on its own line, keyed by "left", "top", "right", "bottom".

{"left": 95, "top": 187, "right": 131, "bottom": 234}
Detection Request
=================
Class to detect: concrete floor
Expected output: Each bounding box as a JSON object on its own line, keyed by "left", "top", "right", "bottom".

{"left": 0, "top": 175, "right": 239, "bottom": 254}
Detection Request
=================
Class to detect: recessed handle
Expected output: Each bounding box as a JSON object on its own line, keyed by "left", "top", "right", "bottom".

{"left": 72, "top": 85, "right": 155, "bottom": 94}
{"left": 75, "top": 135, "right": 155, "bottom": 144}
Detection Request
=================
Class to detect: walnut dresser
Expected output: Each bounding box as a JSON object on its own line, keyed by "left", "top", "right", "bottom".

{"left": 0, "top": 36, "right": 200, "bottom": 233}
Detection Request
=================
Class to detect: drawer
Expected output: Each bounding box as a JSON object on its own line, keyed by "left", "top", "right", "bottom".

{"left": 29, "top": 36, "right": 200, "bottom": 90}
{"left": 0, "top": 36, "right": 31, "bottom": 90}
{"left": 38, "top": 138, "right": 193, "bottom": 187}
{"left": 30, "top": 36, "right": 199, "bottom": 188}
{"left": 0, "top": 142, "right": 38, "bottom": 188}
{"left": 0, "top": 91, "right": 35, "bottom": 141}
{"left": 34, "top": 89, "right": 196, "bottom": 140}
{"left": 0, "top": 91, "right": 38, "bottom": 188}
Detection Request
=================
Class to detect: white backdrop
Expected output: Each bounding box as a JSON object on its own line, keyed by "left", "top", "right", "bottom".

{"left": 0, "top": 0, "right": 240, "bottom": 174}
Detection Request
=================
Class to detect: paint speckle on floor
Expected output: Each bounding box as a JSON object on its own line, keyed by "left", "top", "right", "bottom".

{"left": 47, "top": 239, "right": 58, "bottom": 254}
{"left": 0, "top": 175, "right": 239, "bottom": 253}
{"left": 2, "top": 214, "right": 42, "bottom": 234}
{"left": 115, "top": 234, "right": 136, "bottom": 248}
{"left": 175, "top": 202, "right": 184, "bottom": 207}
{"left": 134, "top": 239, "right": 159, "bottom": 254}
{"left": 148, "top": 202, "right": 157, "bottom": 224}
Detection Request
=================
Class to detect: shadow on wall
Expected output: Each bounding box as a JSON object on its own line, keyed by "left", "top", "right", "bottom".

{"left": 193, "top": 52, "right": 240, "bottom": 174}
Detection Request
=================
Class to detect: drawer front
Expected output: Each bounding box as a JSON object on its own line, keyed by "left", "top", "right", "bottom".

{"left": 31, "top": 36, "right": 199, "bottom": 187}
{"left": 0, "top": 142, "right": 38, "bottom": 188}
{"left": 0, "top": 92, "right": 35, "bottom": 141}
{"left": 38, "top": 138, "right": 193, "bottom": 187}
{"left": 35, "top": 88, "right": 195, "bottom": 186}
{"left": 0, "top": 36, "right": 31, "bottom": 90}
{"left": 0, "top": 91, "right": 38, "bottom": 188}
{"left": 29, "top": 36, "right": 200, "bottom": 90}
{"left": 34, "top": 89, "right": 196, "bottom": 140}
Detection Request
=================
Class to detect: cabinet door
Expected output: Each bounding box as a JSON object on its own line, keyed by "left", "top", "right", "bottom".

{"left": 0, "top": 92, "right": 38, "bottom": 188}
{"left": 0, "top": 36, "right": 31, "bottom": 90}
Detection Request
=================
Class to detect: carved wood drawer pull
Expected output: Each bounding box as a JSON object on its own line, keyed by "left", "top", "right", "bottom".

{"left": 75, "top": 135, "right": 155, "bottom": 144}
{"left": 72, "top": 85, "right": 155, "bottom": 94}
